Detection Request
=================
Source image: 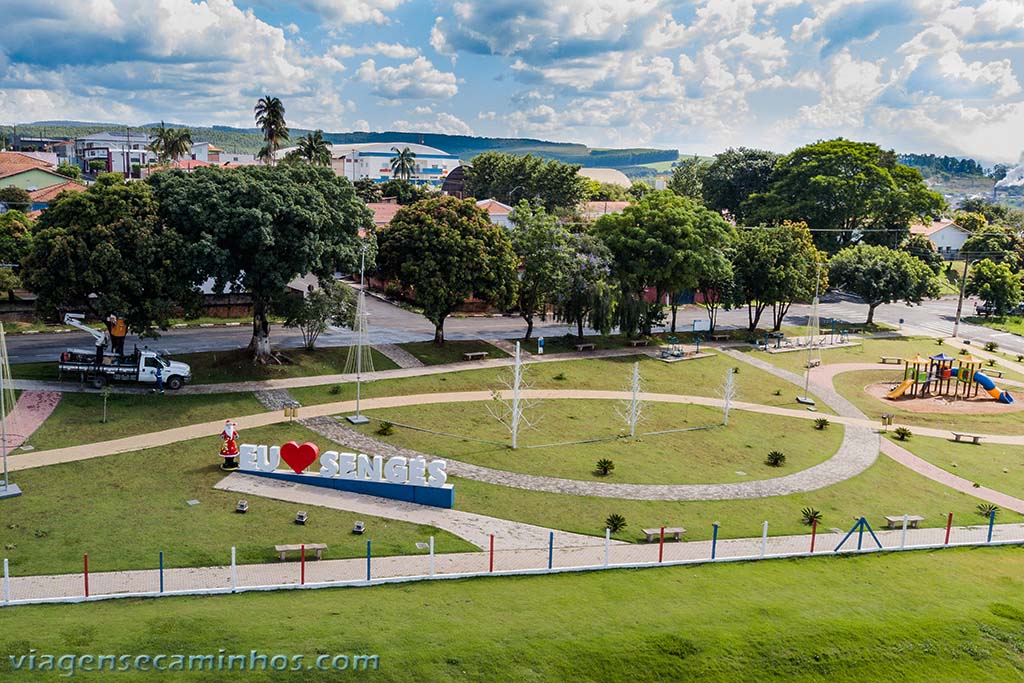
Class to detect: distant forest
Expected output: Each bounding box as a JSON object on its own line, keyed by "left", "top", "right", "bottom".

{"left": 897, "top": 153, "right": 1006, "bottom": 179}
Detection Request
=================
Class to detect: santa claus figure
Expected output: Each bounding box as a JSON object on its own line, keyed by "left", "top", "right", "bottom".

{"left": 220, "top": 420, "right": 240, "bottom": 470}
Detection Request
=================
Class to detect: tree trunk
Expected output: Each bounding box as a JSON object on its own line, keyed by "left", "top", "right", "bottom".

{"left": 747, "top": 302, "right": 766, "bottom": 332}
{"left": 522, "top": 313, "right": 534, "bottom": 341}
{"left": 249, "top": 301, "right": 273, "bottom": 363}
{"left": 866, "top": 303, "right": 878, "bottom": 325}
{"left": 577, "top": 317, "right": 584, "bottom": 341}
{"left": 772, "top": 302, "right": 791, "bottom": 332}
{"left": 434, "top": 320, "right": 445, "bottom": 344}
{"left": 670, "top": 302, "right": 678, "bottom": 333}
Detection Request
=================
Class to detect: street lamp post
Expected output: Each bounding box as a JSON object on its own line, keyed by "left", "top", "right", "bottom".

{"left": 952, "top": 256, "right": 978, "bottom": 339}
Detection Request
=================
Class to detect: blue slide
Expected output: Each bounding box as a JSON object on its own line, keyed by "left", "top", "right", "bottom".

{"left": 952, "top": 367, "right": 1015, "bottom": 404}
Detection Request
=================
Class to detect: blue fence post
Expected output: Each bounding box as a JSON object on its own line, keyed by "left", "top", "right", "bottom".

{"left": 547, "top": 532, "right": 553, "bottom": 570}
{"left": 159, "top": 551, "right": 164, "bottom": 594}
{"left": 857, "top": 518, "right": 865, "bottom": 551}
{"left": 711, "top": 523, "right": 719, "bottom": 560}
{"left": 366, "top": 541, "right": 372, "bottom": 582}
{"left": 988, "top": 510, "right": 996, "bottom": 544}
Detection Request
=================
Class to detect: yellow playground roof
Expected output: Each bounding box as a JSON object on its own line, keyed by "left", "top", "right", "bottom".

{"left": 904, "top": 355, "right": 929, "bottom": 364}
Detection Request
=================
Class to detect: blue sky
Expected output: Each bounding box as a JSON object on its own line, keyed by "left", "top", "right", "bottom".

{"left": 1, "top": 0, "right": 1023, "bottom": 162}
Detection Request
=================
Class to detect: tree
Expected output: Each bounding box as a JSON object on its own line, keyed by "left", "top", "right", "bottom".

{"left": 901, "top": 234, "right": 944, "bottom": 273}
{"left": 21, "top": 174, "right": 196, "bottom": 333}
{"left": 554, "top": 232, "right": 616, "bottom": 340}
{"left": 0, "top": 209, "right": 33, "bottom": 265}
{"left": 389, "top": 146, "right": 416, "bottom": 180}
{"left": 148, "top": 165, "right": 367, "bottom": 361}
{"left": 586, "top": 181, "right": 630, "bottom": 201}
{"left": 695, "top": 258, "right": 734, "bottom": 333}
{"left": 961, "top": 225, "right": 1023, "bottom": 270}
{"left": 379, "top": 178, "right": 435, "bottom": 205}
{"left": 0, "top": 187, "right": 31, "bottom": 212}
{"left": 464, "top": 151, "right": 588, "bottom": 211}
{"left": 353, "top": 178, "right": 384, "bottom": 203}
{"left": 953, "top": 211, "right": 987, "bottom": 233}
{"left": 701, "top": 147, "right": 779, "bottom": 223}
{"left": 376, "top": 196, "right": 518, "bottom": 343}
{"left": 593, "top": 191, "right": 734, "bottom": 335}
{"left": 276, "top": 280, "right": 356, "bottom": 350}
{"left": 745, "top": 139, "right": 944, "bottom": 252}
{"left": 56, "top": 162, "right": 81, "bottom": 180}
{"left": 296, "top": 130, "right": 331, "bottom": 167}
{"left": 966, "top": 259, "right": 1022, "bottom": 316}
{"left": 627, "top": 181, "right": 651, "bottom": 200}
{"left": 88, "top": 160, "right": 107, "bottom": 173}
{"left": 667, "top": 157, "right": 709, "bottom": 202}
{"left": 829, "top": 244, "right": 940, "bottom": 324}
{"left": 509, "top": 201, "right": 572, "bottom": 340}
{"left": 254, "top": 95, "right": 289, "bottom": 164}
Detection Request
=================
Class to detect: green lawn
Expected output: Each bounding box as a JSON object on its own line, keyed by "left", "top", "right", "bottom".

{"left": 966, "top": 315, "right": 1024, "bottom": 338}
{"left": 2, "top": 548, "right": 1024, "bottom": 681}
{"left": 887, "top": 433, "right": 1024, "bottom": 497}
{"left": 20, "top": 391, "right": 265, "bottom": 452}
{"left": 450, "top": 454, "right": 1020, "bottom": 543}
{"left": 832, "top": 370, "right": 1024, "bottom": 435}
{"left": 0, "top": 423, "right": 474, "bottom": 576}
{"left": 522, "top": 333, "right": 659, "bottom": 354}
{"left": 291, "top": 353, "right": 831, "bottom": 414}
{"left": 354, "top": 401, "right": 842, "bottom": 485}
{"left": 398, "top": 340, "right": 507, "bottom": 365}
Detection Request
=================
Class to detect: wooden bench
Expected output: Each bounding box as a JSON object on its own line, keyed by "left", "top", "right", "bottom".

{"left": 880, "top": 356, "right": 902, "bottom": 364}
{"left": 462, "top": 351, "right": 489, "bottom": 361}
{"left": 884, "top": 515, "right": 924, "bottom": 529}
{"left": 574, "top": 343, "right": 596, "bottom": 352}
{"left": 952, "top": 432, "right": 983, "bottom": 445}
{"left": 627, "top": 339, "right": 648, "bottom": 347}
{"left": 711, "top": 334, "right": 730, "bottom": 342}
{"left": 275, "top": 543, "right": 327, "bottom": 561}
{"left": 642, "top": 527, "right": 686, "bottom": 543}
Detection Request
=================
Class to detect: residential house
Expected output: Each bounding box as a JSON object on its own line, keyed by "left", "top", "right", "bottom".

{"left": 910, "top": 220, "right": 970, "bottom": 260}
{"left": 475, "top": 199, "right": 513, "bottom": 228}
{"left": 190, "top": 142, "right": 259, "bottom": 167}
{"left": 27, "top": 180, "right": 87, "bottom": 214}
{"left": 75, "top": 131, "right": 157, "bottom": 176}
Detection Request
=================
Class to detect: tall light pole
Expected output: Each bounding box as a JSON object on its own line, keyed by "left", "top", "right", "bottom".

{"left": 952, "top": 256, "right": 978, "bottom": 339}
{"left": 346, "top": 242, "right": 371, "bottom": 424}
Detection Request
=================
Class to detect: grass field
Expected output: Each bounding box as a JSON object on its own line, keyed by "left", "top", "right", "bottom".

{"left": 0, "top": 423, "right": 474, "bottom": 576}
{"left": 355, "top": 401, "right": 842, "bottom": 485}
{"left": 398, "top": 340, "right": 507, "bottom": 365}
{"left": 450, "top": 454, "right": 1019, "bottom": 543}
{"left": 966, "top": 315, "right": 1024, "bottom": 338}
{"left": 2, "top": 548, "right": 1024, "bottom": 681}
{"left": 19, "top": 391, "right": 265, "bottom": 452}
{"left": 833, "top": 370, "right": 1024, "bottom": 435}
{"left": 887, "top": 433, "right": 1024, "bottom": 498}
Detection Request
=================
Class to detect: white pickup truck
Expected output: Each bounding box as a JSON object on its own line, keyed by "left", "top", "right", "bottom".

{"left": 58, "top": 347, "right": 192, "bottom": 390}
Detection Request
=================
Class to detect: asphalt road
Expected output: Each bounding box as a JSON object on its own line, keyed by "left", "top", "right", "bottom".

{"left": 6, "top": 291, "right": 1021, "bottom": 363}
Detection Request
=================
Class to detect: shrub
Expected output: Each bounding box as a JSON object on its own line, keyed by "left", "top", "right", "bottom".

{"left": 773, "top": 389, "right": 782, "bottom": 396}
{"left": 328, "top": 385, "right": 342, "bottom": 395}
{"left": 765, "top": 450, "right": 786, "bottom": 467}
{"left": 376, "top": 421, "right": 395, "bottom": 436}
{"left": 1016, "top": 355, "right": 1023, "bottom": 363}
{"left": 987, "top": 359, "right": 997, "bottom": 367}
{"left": 985, "top": 341, "right": 999, "bottom": 352}
{"left": 800, "top": 507, "right": 822, "bottom": 526}
{"left": 977, "top": 503, "right": 999, "bottom": 519}
{"left": 553, "top": 372, "right": 567, "bottom": 381}
{"left": 595, "top": 458, "right": 615, "bottom": 476}
{"left": 732, "top": 367, "right": 740, "bottom": 374}
{"left": 605, "top": 513, "right": 627, "bottom": 533}
{"left": 936, "top": 338, "right": 945, "bottom": 345}
{"left": 958, "top": 348, "right": 968, "bottom": 355}
{"left": 894, "top": 427, "right": 912, "bottom": 441}
{"left": 814, "top": 418, "right": 830, "bottom": 430}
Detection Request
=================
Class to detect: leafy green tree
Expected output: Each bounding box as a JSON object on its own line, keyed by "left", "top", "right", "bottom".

{"left": 901, "top": 234, "right": 944, "bottom": 273}
{"left": 586, "top": 181, "right": 630, "bottom": 201}
{"left": 667, "top": 157, "right": 708, "bottom": 202}
{"left": 296, "top": 130, "right": 332, "bottom": 167}
{"left": 509, "top": 201, "right": 572, "bottom": 340}
{"left": 966, "top": 259, "right": 1022, "bottom": 316}
{"left": 390, "top": 146, "right": 416, "bottom": 180}
{"left": 829, "top": 244, "right": 940, "bottom": 324}
{"left": 593, "top": 191, "right": 734, "bottom": 334}
{"left": 276, "top": 280, "right": 356, "bottom": 350}
{"left": 376, "top": 196, "right": 518, "bottom": 343}
{"left": 0, "top": 209, "right": 33, "bottom": 265}
{"left": 147, "top": 122, "right": 192, "bottom": 163}
{"left": 21, "top": 174, "right": 196, "bottom": 333}
{"left": 701, "top": 148, "right": 779, "bottom": 223}
{"left": 554, "top": 232, "right": 616, "bottom": 340}
{"left": 56, "top": 162, "right": 81, "bottom": 180}
{"left": 88, "top": 160, "right": 107, "bottom": 173}
{"left": 745, "top": 139, "right": 944, "bottom": 252}
{"left": 353, "top": 178, "right": 384, "bottom": 203}
{"left": 0, "top": 187, "right": 31, "bottom": 212}
{"left": 627, "top": 181, "right": 651, "bottom": 200}
{"left": 464, "top": 151, "right": 588, "bottom": 211}
{"left": 953, "top": 211, "right": 987, "bottom": 233}
{"left": 695, "top": 257, "right": 734, "bottom": 333}
{"left": 958, "top": 198, "right": 1023, "bottom": 230}
{"left": 149, "top": 165, "right": 367, "bottom": 361}
{"left": 379, "top": 179, "right": 435, "bottom": 205}
{"left": 254, "top": 95, "right": 289, "bottom": 165}
{"left": 961, "top": 225, "right": 1023, "bottom": 270}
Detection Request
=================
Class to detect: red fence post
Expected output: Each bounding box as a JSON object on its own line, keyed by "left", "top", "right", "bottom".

{"left": 810, "top": 519, "right": 818, "bottom": 553}
{"left": 489, "top": 534, "right": 494, "bottom": 573}
{"left": 300, "top": 544, "right": 305, "bottom": 585}
{"left": 83, "top": 553, "right": 89, "bottom": 598}
{"left": 658, "top": 526, "right": 665, "bottom": 563}
{"left": 944, "top": 512, "right": 953, "bottom": 545}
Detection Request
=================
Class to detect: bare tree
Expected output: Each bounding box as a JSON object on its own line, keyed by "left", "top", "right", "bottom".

{"left": 716, "top": 369, "right": 739, "bottom": 426}
{"left": 486, "top": 342, "right": 541, "bottom": 449}
{"left": 614, "top": 361, "right": 648, "bottom": 437}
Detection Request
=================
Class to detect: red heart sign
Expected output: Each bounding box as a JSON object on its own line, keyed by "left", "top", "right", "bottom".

{"left": 280, "top": 441, "right": 320, "bottom": 474}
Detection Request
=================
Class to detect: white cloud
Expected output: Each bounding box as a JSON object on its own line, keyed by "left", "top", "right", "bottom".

{"left": 356, "top": 57, "right": 458, "bottom": 99}
{"left": 290, "top": 0, "right": 405, "bottom": 24}
{"left": 392, "top": 112, "right": 474, "bottom": 135}
{"left": 328, "top": 42, "right": 419, "bottom": 59}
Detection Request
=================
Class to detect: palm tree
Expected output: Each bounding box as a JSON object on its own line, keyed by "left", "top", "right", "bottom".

{"left": 254, "top": 95, "right": 289, "bottom": 165}
{"left": 147, "top": 121, "right": 170, "bottom": 164}
{"left": 164, "top": 128, "right": 192, "bottom": 162}
{"left": 389, "top": 146, "right": 416, "bottom": 180}
{"left": 256, "top": 144, "right": 274, "bottom": 166}
{"left": 297, "top": 130, "right": 331, "bottom": 166}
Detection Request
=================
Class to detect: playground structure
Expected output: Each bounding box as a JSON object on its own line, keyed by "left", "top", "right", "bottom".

{"left": 886, "top": 353, "right": 1014, "bottom": 404}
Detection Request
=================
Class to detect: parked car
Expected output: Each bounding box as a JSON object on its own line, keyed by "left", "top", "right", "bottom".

{"left": 975, "top": 303, "right": 997, "bottom": 317}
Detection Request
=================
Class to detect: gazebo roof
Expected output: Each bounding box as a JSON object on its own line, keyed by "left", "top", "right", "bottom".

{"left": 930, "top": 353, "right": 955, "bottom": 361}
{"left": 957, "top": 354, "right": 981, "bottom": 364}
{"left": 905, "top": 355, "right": 929, "bottom": 364}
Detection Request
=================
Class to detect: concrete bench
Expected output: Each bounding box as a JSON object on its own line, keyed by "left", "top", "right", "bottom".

{"left": 884, "top": 515, "right": 924, "bottom": 529}
{"left": 952, "top": 432, "right": 983, "bottom": 445}
{"left": 642, "top": 527, "right": 685, "bottom": 543}
{"left": 462, "top": 351, "right": 489, "bottom": 361}
{"left": 880, "top": 356, "right": 902, "bottom": 364}
{"left": 627, "top": 339, "right": 648, "bottom": 347}
{"left": 575, "top": 343, "right": 596, "bottom": 352}
{"left": 987, "top": 369, "right": 1004, "bottom": 378}
{"left": 275, "top": 543, "right": 327, "bottom": 561}
{"left": 711, "top": 334, "right": 730, "bottom": 341}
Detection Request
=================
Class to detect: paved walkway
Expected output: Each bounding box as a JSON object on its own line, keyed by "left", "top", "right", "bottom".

{"left": 373, "top": 343, "right": 424, "bottom": 369}
{"left": 4, "top": 390, "right": 61, "bottom": 449}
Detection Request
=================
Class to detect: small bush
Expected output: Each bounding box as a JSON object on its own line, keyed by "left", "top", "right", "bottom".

{"left": 732, "top": 367, "right": 740, "bottom": 374}
{"left": 814, "top": 418, "right": 830, "bottom": 430}
{"left": 328, "top": 385, "right": 342, "bottom": 395}
{"left": 894, "top": 427, "right": 912, "bottom": 441}
{"left": 800, "top": 507, "right": 822, "bottom": 526}
{"left": 595, "top": 458, "right": 615, "bottom": 476}
{"left": 987, "top": 359, "right": 997, "bottom": 367}
{"left": 553, "top": 372, "right": 567, "bottom": 381}
{"left": 1016, "top": 355, "right": 1023, "bottom": 363}
{"left": 977, "top": 503, "right": 999, "bottom": 519}
{"left": 985, "top": 341, "right": 999, "bottom": 352}
{"left": 936, "top": 338, "right": 945, "bottom": 345}
{"left": 765, "top": 450, "right": 786, "bottom": 467}
{"left": 376, "top": 421, "right": 395, "bottom": 436}
{"left": 773, "top": 389, "right": 782, "bottom": 396}
{"left": 605, "top": 513, "right": 627, "bottom": 533}
{"left": 958, "top": 348, "right": 968, "bottom": 355}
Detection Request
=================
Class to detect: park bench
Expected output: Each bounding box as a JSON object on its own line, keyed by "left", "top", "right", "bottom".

{"left": 627, "top": 339, "right": 649, "bottom": 347}
{"left": 275, "top": 543, "right": 327, "bottom": 561}
{"left": 462, "top": 351, "right": 489, "bottom": 361}
{"left": 642, "top": 527, "right": 685, "bottom": 543}
{"left": 952, "top": 432, "right": 984, "bottom": 445}
{"left": 575, "top": 343, "right": 596, "bottom": 352}
{"left": 880, "top": 356, "right": 902, "bottom": 364}
{"left": 884, "top": 515, "right": 924, "bottom": 529}
{"left": 711, "top": 333, "right": 730, "bottom": 342}
{"left": 987, "top": 369, "right": 1004, "bottom": 378}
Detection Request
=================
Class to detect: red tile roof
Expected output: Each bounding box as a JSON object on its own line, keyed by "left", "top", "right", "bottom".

{"left": 475, "top": 199, "right": 513, "bottom": 215}
{"left": 367, "top": 202, "right": 402, "bottom": 226}
{"left": 173, "top": 159, "right": 210, "bottom": 170}
{"left": 0, "top": 151, "right": 53, "bottom": 177}
{"left": 909, "top": 220, "right": 966, "bottom": 237}
{"left": 28, "top": 180, "right": 88, "bottom": 203}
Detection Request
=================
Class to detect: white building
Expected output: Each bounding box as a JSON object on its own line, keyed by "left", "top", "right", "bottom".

{"left": 910, "top": 220, "right": 970, "bottom": 260}
{"left": 190, "top": 142, "right": 259, "bottom": 167}
{"left": 475, "top": 199, "right": 514, "bottom": 228}
{"left": 278, "top": 141, "right": 460, "bottom": 187}
{"left": 75, "top": 131, "right": 157, "bottom": 176}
